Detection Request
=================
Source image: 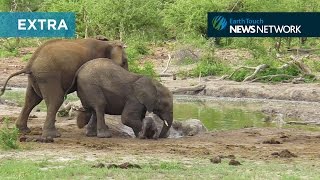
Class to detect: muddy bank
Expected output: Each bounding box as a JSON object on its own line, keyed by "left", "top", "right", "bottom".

{"left": 163, "top": 77, "right": 320, "bottom": 102}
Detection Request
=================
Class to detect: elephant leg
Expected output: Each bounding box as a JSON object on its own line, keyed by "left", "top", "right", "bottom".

{"left": 121, "top": 100, "right": 145, "bottom": 137}
{"left": 86, "top": 113, "right": 97, "bottom": 137}
{"left": 42, "top": 92, "right": 64, "bottom": 138}
{"left": 15, "top": 82, "right": 42, "bottom": 133}
{"left": 36, "top": 72, "right": 64, "bottom": 138}
{"left": 95, "top": 106, "right": 111, "bottom": 138}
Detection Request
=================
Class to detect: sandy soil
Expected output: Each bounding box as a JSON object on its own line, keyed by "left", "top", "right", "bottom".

{"left": 0, "top": 51, "right": 320, "bottom": 164}
{"left": 1, "top": 107, "right": 320, "bottom": 163}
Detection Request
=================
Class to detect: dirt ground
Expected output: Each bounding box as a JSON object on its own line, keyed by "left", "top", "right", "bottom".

{"left": 0, "top": 51, "right": 320, "bottom": 165}
{"left": 1, "top": 108, "right": 320, "bottom": 163}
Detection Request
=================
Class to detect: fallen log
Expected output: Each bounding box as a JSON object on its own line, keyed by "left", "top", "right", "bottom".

{"left": 171, "top": 84, "right": 206, "bottom": 94}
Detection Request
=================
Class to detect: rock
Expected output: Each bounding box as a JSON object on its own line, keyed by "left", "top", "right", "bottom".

{"left": 262, "top": 138, "right": 282, "bottom": 144}
{"left": 107, "top": 162, "right": 141, "bottom": 169}
{"left": 19, "top": 136, "right": 27, "bottom": 142}
{"left": 58, "top": 100, "right": 82, "bottom": 119}
{"left": 210, "top": 156, "right": 221, "bottom": 164}
{"left": 171, "top": 119, "right": 207, "bottom": 137}
{"left": 279, "top": 149, "right": 297, "bottom": 158}
{"left": 172, "top": 48, "right": 202, "bottom": 65}
{"left": 91, "top": 163, "right": 105, "bottom": 168}
{"left": 29, "top": 115, "right": 38, "bottom": 118}
{"left": 119, "top": 162, "right": 141, "bottom": 169}
{"left": 229, "top": 159, "right": 241, "bottom": 166}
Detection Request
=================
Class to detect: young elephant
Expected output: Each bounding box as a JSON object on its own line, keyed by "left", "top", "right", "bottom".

{"left": 72, "top": 58, "right": 173, "bottom": 138}
{"left": 0, "top": 38, "right": 128, "bottom": 138}
{"left": 138, "top": 117, "right": 158, "bottom": 140}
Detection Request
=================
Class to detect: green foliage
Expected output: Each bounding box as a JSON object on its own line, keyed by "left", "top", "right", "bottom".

{"left": 190, "top": 57, "right": 231, "bottom": 77}
{"left": 0, "top": 38, "right": 20, "bottom": 57}
{"left": 40, "top": 0, "right": 166, "bottom": 39}
{"left": 22, "top": 53, "right": 32, "bottom": 62}
{"left": 0, "top": 49, "right": 18, "bottom": 58}
{"left": 163, "top": 0, "right": 226, "bottom": 38}
{"left": 230, "top": 64, "right": 304, "bottom": 82}
{"left": 129, "top": 61, "right": 157, "bottom": 78}
{"left": 0, "top": 117, "right": 19, "bottom": 150}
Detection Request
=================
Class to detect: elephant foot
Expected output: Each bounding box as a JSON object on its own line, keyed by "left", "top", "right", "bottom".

{"left": 86, "top": 129, "right": 97, "bottom": 137}
{"left": 16, "top": 125, "right": 31, "bottom": 134}
{"left": 97, "top": 128, "right": 112, "bottom": 138}
{"left": 42, "top": 128, "right": 61, "bottom": 138}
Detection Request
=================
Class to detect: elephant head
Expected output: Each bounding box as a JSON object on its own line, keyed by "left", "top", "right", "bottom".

{"left": 106, "top": 41, "right": 128, "bottom": 70}
{"left": 133, "top": 77, "right": 173, "bottom": 138}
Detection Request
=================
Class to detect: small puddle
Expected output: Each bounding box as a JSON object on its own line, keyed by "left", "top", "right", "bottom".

{"left": 174, "top": 95, "right": 320, "bottom": 131}
{"left": 174, "top": 97, "right": 271, "bottom": 131}
{"left": 2, "top": 89, "right": 320, "bottom": 132}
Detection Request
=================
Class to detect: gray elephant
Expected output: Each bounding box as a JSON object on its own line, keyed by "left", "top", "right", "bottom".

{"left": 0, "top": 38, "right": 128, "bottom": 138}
{"left": 71, "top": 58, "right": 173, "bottom": 138}
{"left": 138, "top": 117, "right": 158, "bottom": 139}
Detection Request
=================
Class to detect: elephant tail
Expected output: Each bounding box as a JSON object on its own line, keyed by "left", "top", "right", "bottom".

{"left": 0, "top": 69, "right": 30, "bottom": 97}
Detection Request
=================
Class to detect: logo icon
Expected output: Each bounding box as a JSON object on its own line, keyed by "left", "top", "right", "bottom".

{"left": 212, "top": 16, "right": 227, "bottom": 30}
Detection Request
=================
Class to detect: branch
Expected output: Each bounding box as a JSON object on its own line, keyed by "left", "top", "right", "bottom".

{"left": 227, "top": 66, "right": 256, "bottom": 79}
{"left": 161, "top": 54, "right": 172, "bottom": 74}
{"left": 228, "top": 64, "right": 269, "bottom": 82}
{"left": 243, "top": 64, "right": 269, "bottom": 81}
{"left": 172, "top": 84, "right": 206, "bottom": 94}
{"left": 251, "top": 74, "right": 297, "bottom": 82}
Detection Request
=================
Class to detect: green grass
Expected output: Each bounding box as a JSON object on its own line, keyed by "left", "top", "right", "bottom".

{"left": 0, "top": 117, "right": 19, "bottom": 150}
{"left": 0, "top": 158, "right": 319, "bottom": 179}
{"left": 0, "top": 48, "right": 19, "bottom": 58}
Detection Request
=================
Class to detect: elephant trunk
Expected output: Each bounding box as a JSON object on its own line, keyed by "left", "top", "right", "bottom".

{"left": 158, "top": 113, "right": 173, "bottom": 138}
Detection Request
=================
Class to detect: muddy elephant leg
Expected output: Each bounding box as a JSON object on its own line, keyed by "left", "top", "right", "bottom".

{"left": 93, "top": 106, "right": 111, "bottom": 138}
{"left": 15, "top": 82, "right": 42, "bottom": 133}
{"left": 86, "top": 113, "right": 97, "bottom": 137}
{"left": 121, "top": 100, "right": 145, "bottom": 137}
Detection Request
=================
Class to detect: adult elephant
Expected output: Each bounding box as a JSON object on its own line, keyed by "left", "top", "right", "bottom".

{"left": 72, "top": 58, "right": 173, "bottom": 138}
{"left": 0, "top": 38, "right": 128, "bottom": 138}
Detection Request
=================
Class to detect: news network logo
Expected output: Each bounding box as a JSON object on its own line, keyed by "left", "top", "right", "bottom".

{"left": 212, "top": 16, "right": 227, "bottom": 31}
{"left": 208, "top": 12, "right": 320, "bottom": 37}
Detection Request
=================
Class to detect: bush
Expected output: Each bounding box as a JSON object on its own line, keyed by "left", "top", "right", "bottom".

{"left": 189, "top": 57, "right": 231, "bottom": 77}
{"left": 163, "top": 0, "right": 227, "bottom": 38}
{"left": 129, "top": 61, "right": 157, "bottom": 78}
{"left": 41, "top": 0, "right": 166, "bottom": 40}
{"left": 0, "top": 117, "right": 19, "bottom": 150}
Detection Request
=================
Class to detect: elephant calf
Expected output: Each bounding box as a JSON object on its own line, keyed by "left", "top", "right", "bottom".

{"left": 138, "top": 117, "right": 158, "bottom": 139}
{"left": 72, "top": 58, "right": 173, "bottom": 138}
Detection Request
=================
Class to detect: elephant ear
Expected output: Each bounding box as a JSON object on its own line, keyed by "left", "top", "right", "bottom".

{"left": 133, "top": 77, "right": 157, "bottom": 112}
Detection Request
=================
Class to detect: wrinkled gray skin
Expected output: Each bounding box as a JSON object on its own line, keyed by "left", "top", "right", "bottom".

{"left": 74, "top": 58, "right": 173, "bottom": 138}
{"left": 0, "top": 39, "right": 128, "bottom": 138}
{"left": 138, "top": 117, "right": 158, "bottom": 139}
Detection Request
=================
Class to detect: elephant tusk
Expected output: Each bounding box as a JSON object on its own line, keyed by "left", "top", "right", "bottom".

{"left": 164, "top": 120, "right": 169, "bottom": 126}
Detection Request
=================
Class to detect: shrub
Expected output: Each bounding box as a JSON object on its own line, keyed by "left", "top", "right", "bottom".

{"left": 163, "top": 0, "right": 227, "bottom": 38}
{"left": 190, "top": 57, "right": 231, "bottom": 77}
{"left": 129, "top": 61, "right": 157, "bottom": 78}
{"left": 40, "top": 0, "right": 165, "bottom": 40}
{"left": 0, "top": 117, "right": 19, "bottom": 150}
